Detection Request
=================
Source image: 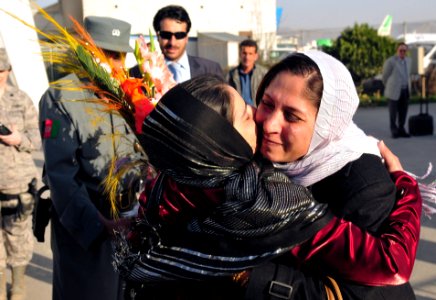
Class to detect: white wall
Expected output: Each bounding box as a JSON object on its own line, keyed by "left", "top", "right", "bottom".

{"left": 37, "top": 0, "right": 277, "bottom": 69}
{"left": 198, "top": 35, "right": 228, "bottom": 69}
{"left": 0, "top": 0, "right": 49, "bottom": 108}
{"left": 80, "top": 0, "right": 277, "bottom": 38}
{"left": 227, "top": 42, "right": 240, "bottom": 69}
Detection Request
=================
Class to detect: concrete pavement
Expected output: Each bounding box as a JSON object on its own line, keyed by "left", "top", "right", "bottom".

{"left": 21, "top": 102, "right": 436, "bottom": 300}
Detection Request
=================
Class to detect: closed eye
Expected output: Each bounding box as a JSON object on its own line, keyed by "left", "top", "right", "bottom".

{"left": 284, "top": 109, "right": 303, "bottom": 123}
{"left": 260, "top": 99, "right": 274, "bottom": 110}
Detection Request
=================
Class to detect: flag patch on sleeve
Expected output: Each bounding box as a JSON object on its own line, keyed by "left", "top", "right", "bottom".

{"left": 42, "top": 119, "right": 60, "bottom": 139}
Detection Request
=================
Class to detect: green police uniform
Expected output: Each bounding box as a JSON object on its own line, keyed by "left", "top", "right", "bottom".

{"left": 39, "top": 73, "right": 141, "bottom": 300}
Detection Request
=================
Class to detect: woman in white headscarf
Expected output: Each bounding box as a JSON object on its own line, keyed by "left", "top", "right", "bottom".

{"left": 254, "top": 51, "right": 420, "bottom": 299}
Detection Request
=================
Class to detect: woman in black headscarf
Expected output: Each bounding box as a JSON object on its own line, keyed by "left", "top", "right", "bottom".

{"left": 117, "top": 75, "right": 420, "bottom": 299}
{"left": 119, "top": 75, "right": 332, "bottom": 274}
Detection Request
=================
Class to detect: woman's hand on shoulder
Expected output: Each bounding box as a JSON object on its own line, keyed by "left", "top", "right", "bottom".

{"left": 378, "top": 140, "right": 403, "bottom": 173}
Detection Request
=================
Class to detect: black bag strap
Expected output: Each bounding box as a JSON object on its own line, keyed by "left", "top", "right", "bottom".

{"left": 245, "top": 262, "right": 293, "bottom": 300}
{"left": 245, "top": 262, "right": 333, "bottom": 300}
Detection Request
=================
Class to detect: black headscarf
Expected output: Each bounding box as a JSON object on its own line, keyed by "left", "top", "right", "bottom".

{"left": 116, "top": 83, "right": 332, "bottom": 283}
{"left": 139, "top": 85, "right": 252, "bottom": 186}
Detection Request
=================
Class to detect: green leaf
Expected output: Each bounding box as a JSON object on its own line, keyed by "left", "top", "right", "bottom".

{"left": 149, "top": 29, "right": 155, "bottom": 52}
{"left": 75, "top": 45, "right": 122, "bottom": 99}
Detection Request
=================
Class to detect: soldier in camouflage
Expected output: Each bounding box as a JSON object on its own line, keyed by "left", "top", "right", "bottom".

{"left": 0, "top": 48, "right": 40, "bottom": 300}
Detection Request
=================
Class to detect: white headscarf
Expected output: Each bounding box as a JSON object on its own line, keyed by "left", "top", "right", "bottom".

{"left": 274, "top": 50, "right": 380, "bottom": 187}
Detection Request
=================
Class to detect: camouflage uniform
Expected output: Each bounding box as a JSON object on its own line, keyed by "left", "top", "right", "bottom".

{"left": 0, "top": 80, "right": 40, "bottom": 268}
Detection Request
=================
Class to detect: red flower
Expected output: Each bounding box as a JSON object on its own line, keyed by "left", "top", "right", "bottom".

{"left": 121, "top": 78, "right": 154, "bottom": 133}
{"left": 134, "top": 99, "right": 154, "bottom": 134}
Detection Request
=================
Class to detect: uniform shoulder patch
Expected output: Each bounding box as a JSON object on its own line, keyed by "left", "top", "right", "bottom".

{"left": 42, "top": 119, "right": 60, "bottom": 139}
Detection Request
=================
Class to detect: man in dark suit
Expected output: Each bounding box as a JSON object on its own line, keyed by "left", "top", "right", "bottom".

{"left": 151, "top": 5, "right": 223, "bottom": 83}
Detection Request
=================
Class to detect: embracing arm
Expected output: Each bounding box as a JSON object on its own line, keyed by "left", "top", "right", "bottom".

{"left": 291, "top": 142, "right": 421, "bottom": 286}
{"left": 243, "top": 170, "right": 420, "bottom": 300}
{"left": 292, "top": 171, "right": 420, "bottom": 285}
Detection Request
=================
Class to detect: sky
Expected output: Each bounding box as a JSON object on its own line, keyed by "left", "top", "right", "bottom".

{"left": 277, "top": 0, "right": 436, "bottom": 31}
{"left": 37, "top": 0, "right": 436, "bottom": 32}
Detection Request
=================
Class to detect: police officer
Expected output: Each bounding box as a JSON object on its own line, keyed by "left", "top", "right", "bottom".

{"left": 39, "top": 17, "right": 141, "bottom": 300}
{"left": 0, "top": 48, "right": 40, "bottom": 300}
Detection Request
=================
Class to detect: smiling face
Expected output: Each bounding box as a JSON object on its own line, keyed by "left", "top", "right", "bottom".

{"left": 157, "top": 18, "right": 189, "bottom": 62}
{"left": 255, "top": 71, "right": 318, "bottom": 163}
{"left": 229, "top": 86, "right": 257, "bottom": 153}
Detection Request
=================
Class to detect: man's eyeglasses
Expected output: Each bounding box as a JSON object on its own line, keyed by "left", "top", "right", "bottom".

{"left": 158, "top": 31, "right": 188, "bottom": 40}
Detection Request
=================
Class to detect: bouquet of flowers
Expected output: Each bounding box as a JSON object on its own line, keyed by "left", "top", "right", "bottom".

{"left": 2, "top": 5, "right": 175, "bottom": 135}
{"left": 2, "top": 4, "right": 176, "bottom": 215}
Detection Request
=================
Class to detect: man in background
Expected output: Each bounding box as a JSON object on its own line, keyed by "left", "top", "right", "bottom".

{"left": 151, "top": 5, "right": 223, "bottom": 83}
{"left": 227, "top": 39, "right": 268, "bottom": 106}
{"left": 0, "top": 48, "right": 40, "bottom": 300}
{"left": 39, "top": 16, "right": 140, "bottom": 300}
{"left": 382, "top": 42, "right": 412, "bottom": 138}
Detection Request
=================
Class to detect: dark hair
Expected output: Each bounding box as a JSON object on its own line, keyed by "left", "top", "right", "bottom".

{"left": 153, "top": 5, "right": 192, "bottom": 33}
{"left": 397, "top": 42, "right": 408, "bottom": 49}
{"left": 255, "top": 53, "right": 323, "bottom": 111}
{"left": 239, "top": 39, "right": 258, "bottom": 53}
{"left": 180, "top": 75, "right": 233, "bottom": 123}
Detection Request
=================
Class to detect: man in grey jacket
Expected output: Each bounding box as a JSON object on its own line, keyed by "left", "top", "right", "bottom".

{"left": 382, "top": 42, "right": 412, "bottom": 138}
{"left": 227, "top": 39, "right": 268, "bottom": 106}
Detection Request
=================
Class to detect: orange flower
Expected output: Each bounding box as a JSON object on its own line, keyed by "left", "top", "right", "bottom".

{"left": 121, "top": 78, "right": 146, "bottom": 103}
{"left": 121, "top": 78, "right": 154, "bottom": 133}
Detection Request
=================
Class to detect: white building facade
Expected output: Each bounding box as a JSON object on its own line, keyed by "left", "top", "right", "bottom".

{"left": 57, "top": 0, "right": 277, "bottom": 66}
